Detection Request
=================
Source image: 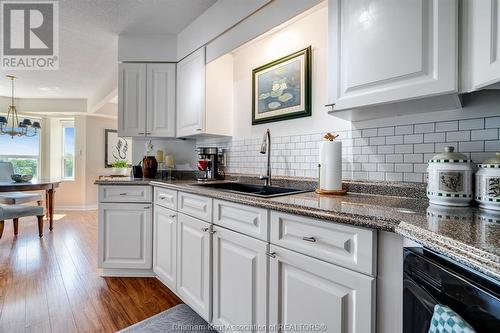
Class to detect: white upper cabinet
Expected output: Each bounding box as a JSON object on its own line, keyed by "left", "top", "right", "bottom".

{"left": 176, "top": 47, "right": 206, "bottom": 137}
{"left": 118, "top": 63, "right": 176, "bottom": 138}
{"left": 328, "top": 0, "right": 458, "bottom": 112}
{"left": 146, "top": 63, "right": 176, "bottom": 137}
{"left": 118, "top": 63, "right": 146, "bottom": 137}
{"left": 462, "top": 0, "right": 500, "bottom": 91}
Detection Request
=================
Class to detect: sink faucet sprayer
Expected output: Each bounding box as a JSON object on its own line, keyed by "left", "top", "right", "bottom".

{"left": 259, "top": 129, "right": 271, "bottom": 186}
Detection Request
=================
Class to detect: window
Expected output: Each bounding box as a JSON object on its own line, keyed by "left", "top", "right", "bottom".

{"left": 62, "top": 122, "right": 75, "bottom": 180}
{"left": 0, "top": 121, "right": 41, "bottom": 180}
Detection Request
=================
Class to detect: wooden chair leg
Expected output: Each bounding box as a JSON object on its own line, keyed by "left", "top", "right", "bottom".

{"left": 37, "top": 216, "right": 44, "bottom": 237}
{"left": 13, "top": 218, "right": 19, "bottom": 236}
{"left": 45, "top": 191, "right": 49, "bottom": 218}
{"left": 0, "top": 220, "right": 4, "bottom": 239}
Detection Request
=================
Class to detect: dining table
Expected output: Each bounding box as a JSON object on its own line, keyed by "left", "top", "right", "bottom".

{"left": 0, "top": 179, "right": 61, "bottom": 229}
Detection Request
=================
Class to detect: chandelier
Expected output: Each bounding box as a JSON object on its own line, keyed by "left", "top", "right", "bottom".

{"left": 0, "top": 75, "right": 41, "bottom": 138}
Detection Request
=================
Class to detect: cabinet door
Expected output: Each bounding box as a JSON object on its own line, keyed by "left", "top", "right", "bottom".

{"left": 212, "top": 226, "right": 267, "bottom": 332}
{"left": 153, "top": 205, "right": 177, "bottom": 290}
{"left": 328, "top": 0, "right": 457, "bottom": 110}
{"left": 269, "top": 245, "right": 375, "bottom": 333}
{"left": 118, "top": 63, "right": 147, "bottom": 137}
{"left": 146, "top": 63, "right": 176, "bottom": 137}
{"left": 98, "top": 203, "right": 152, "bottom": 269}
{"left": 176, "top": 47, "right": 205, "bottom": 137}
{"left": 469, "top": 0, "right": 500, "bottom": 89}
{"left": 176, "top": 213, "right": 211, "bottom": 321}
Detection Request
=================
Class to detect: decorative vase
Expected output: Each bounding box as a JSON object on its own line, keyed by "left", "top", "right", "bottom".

{"left": 426, "top": 146, "right": 473, "bottom": 207}
{"left": 142, "top": 156, "right": 158, "bottom": 178}
{"left": 475, "top": 152, "right": 500, "bottom": 210}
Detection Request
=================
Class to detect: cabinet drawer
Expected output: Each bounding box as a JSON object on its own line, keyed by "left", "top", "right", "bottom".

{"left": 270, "top": 211, "right": 377, "bottom": 275}
{"left": 99, "top": 185, "right": 152, "bottom": 202}
{"left": 154, "top": 187, "right": 177, "bottom": 210}
{"left": 178, "top": 192, "right": 212, "bottom": 222}
{"left": 214, "top": 200, "right": 268, "bottom": 241}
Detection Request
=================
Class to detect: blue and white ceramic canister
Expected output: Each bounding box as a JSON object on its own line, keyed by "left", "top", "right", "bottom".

{"left": 475, "top": 152, "right": 500, "bottom": 211}
{"left": 427, "top": 146, "right": 473, "bottom": 207}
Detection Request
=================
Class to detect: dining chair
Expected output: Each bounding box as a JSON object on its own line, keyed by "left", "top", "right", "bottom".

{"left": 0, "top": 161, "right": 44, "bottom": 205}
{"left": 0, "top": 203, "right": 45, "bottom": 238}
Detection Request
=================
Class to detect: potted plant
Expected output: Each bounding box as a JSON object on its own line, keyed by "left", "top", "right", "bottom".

{"left": 111, "top": 159, "right": 130, "bottom": 176}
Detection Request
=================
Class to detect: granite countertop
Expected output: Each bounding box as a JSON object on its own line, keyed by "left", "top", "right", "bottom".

{"left": 95, "top": 177, "right": 500, "bottom": 281}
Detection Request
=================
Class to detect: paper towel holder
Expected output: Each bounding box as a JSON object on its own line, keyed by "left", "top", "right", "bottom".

{"left": 316, "top": 163, "right": 347, "bottom": 195}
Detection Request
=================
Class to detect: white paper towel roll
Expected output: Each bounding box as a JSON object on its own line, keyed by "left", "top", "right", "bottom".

{"left": 319, "top": 141, "right": 342, "bottom": 191}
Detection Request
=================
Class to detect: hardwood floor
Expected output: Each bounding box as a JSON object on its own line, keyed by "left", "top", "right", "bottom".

{"left": 0, "top": 211, "right": 182, "bottom": 332}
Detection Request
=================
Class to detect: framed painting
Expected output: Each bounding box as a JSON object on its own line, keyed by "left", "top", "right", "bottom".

{"left": 104, "top": 129, "right": 133, "bottom": 167}
{"left": 252, "top": 46, "right": 311, "bottom": 125}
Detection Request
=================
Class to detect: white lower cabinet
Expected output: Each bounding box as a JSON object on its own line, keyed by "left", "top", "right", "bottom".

{"left": 176, "top": 213, "right": 212, "bottom": 321}
{"left": 153, "top": 205, "right": 177, "bottom": 291}
{"left": 98, "top": 203, "right": 152, "bottom": 269}
{"left": 212, "top": 226, "right": 268, "bottom": 333}
{"left": 269, "top": 245, "right": 375, "bottom": 333}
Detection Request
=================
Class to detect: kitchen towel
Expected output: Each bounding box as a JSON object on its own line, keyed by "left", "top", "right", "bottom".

{"left": 319, "top": 140, "right": 342, "bottom": 191}
{"left": 428, "top": 304, "right": 476, "bottom": 333}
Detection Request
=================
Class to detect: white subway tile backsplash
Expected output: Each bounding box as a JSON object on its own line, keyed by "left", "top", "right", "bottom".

{"left": 386, "top": 135, "right": 404, "bottom": 144}
{"left": 446, "top": 131, "right": 470, "bottom": 142}
{"left": 404, "top": 154, "right": 424, "bottom": 163}
{"left": 424, "top": 132, "right": 446, "bottom": 143}
{"left": 414, "top": 123, "right": 435, "bottom": 133}
{"left": 395, "top": 145, "right": 413, "bottom": 153}
{"left": 362, "top": 128, "right": 378, "bottom": 137}
{"left": 414, "top": 143, "right": 435, "bottom": 153}
{"left": 404, "top": 134, "right": 424, "bottom": 144}
{"left": 202, "top": 115, "right": 498, "bottom": 183}
{"left": 485, "top": 116, "right": 500, "bottom": 129}
{"left": 459, "top": 118, "right": 484, "bottom": 130}
{"left": 377, "top": 126, "right": 395, "bottom": 136}
{"left": 485, "top": 140, "right": 500, "bottom": 151}
{"left": 435, "top": 120, "right": 458, "bottom": 132}
{"left": 369, "top": 136, "right": 386, "bottom": 145}
{"left": 471, "top": 129, "right": 498, "bottom": 141}
{"left": 395, "top": 125, "right": 413, "bottom": 135}
{"left": 459, "top": 141, "right": 484, "bottom": 152}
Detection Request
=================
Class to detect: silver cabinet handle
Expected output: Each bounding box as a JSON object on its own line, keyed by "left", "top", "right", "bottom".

{"left": 119, "top": 193, "right": 127, "bottom": 196}
{"left": 138, "top": 132, "right": 145, "bottom": 135}
{"left": 159, "top": 195, "right": 167, "bottom": 199}
{"left": 146, "top": 132, "right": 151, "bottom": 135}
{"left": 195, "top": 128, "right": 202, "bottom": 131}
{"left": 169, "top": 214, "right": 176, "bottom": 218}
{"left": 201, "top": 227, "right": 209, "bottom": 232}
{"left": 144, "top": 206, "right": 150, "bottom": 209}
{"left": 209, "top": 230, "right": 216, "bottom": 234}
{"left": 266, "top": 252, "right": 277, "bottom": 258}
{"left": 302, "top": 236, "right": 316, "bottom": 242}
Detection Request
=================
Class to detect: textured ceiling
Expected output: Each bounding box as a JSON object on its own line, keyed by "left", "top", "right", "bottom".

{"left": 0, "top": 0, "right": 216, "bottom": 106}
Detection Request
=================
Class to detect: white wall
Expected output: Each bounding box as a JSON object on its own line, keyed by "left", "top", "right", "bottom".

{"left": 131, "top": 138, "right": 198, "bottom": 170}
{"left": 118, "top": 34, "right": 177, "bottom": 62}
{"left": 85, "top": 116, "right": 118, "bottom": 207}
{"left": 230, "top": 3, "right": 349, "bottom": 139}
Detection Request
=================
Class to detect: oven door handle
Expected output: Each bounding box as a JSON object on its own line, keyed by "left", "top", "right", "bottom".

{"left": 403, "top": 275, "right": 439, "bottom": 314}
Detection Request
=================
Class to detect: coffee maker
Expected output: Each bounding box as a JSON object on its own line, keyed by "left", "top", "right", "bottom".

{"left": 197, "top": 147, "right": 223, "bottom": 181}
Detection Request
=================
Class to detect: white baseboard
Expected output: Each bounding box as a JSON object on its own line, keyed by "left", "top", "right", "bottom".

{"left": 100, "top": 268, "right": 155, "bottom": 277}
{"left": 55, "top": 204, "right": 98, "bottom": 211}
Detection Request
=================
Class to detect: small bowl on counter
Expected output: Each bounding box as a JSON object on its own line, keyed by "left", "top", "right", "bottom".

{"left": 11, "top": 174, "right": 33, "bottom": 183}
